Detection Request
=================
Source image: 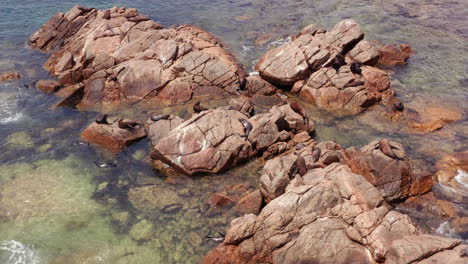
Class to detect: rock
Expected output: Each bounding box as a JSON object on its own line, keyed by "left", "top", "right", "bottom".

{"left": 256, "top": 19, "right": 407, "bottom": 115}
{"left": 386, "top": 235, "right": 462, "bottom": 264}
{"left": 81, "top": 118, "right": 146, "bottom": 153}
{"left": 244, "top": 76, "right": 277, "bottom": 96}
{"left": 378, "top": 44, "right": 413, "bottom": 65}
{"left": 292, "top": 131, "right": 311, "bottom": 143}
{"left": 36, "top": 79, "right": 61, "bottom": 93}
{"left": 348, "top": 139, "right": 413, "bottom": 202}
{"left": 435, "top": 151, "right": 468, "bottom": 185}
{"left": 209, "top": 193, "right": 234, "bottom": 209}
{"left": 296, "top": 64, "right": 393, "bottom": 115}
{"left": 255, "top": 19, "right": 363, "bottom": 87}
{"left": 147, "top": 115, "right": 184, "bottom": 148}
{"left": 204, "top": 163, "right": 464, "bottom": 264}
{"left": 409, "top": 171, "right": 434, "bottom": 196}
{"left": 150, "top": 104, "right": 314, "bottom": 175}
{"left": 29, "top": 6, "right": 247, "bottom": 110}
{"left": 236, "top": 190, "right": 262, "bottom": 215}
{"left": 259, "top": 153, "right": 297, "bottom": 203}
{"left": 345, "top": 40, "right": 381, "bottom": 65}
{"left": 0, "top": 72, "right": 21, "bottom": 83}
{"left": 408, "top": 104, "right": 463, "bottom": 133}
{"left": 128, "top": 185, "right": 183, "bottom": 214}
{"left": 129, "top": 219, "right": 154, "bottom": 241}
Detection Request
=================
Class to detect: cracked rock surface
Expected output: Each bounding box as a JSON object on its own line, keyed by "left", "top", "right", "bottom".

{"left": 29, "top": 5, "right": 250, "bottom": 110}
{"left": 204, "top": 162, "right": 466, "bottom": 264}
{"left": 149, "top": 102, "right": 315, "bottom": 175}
{"left": 256, "top": 19, "right": 400, "bottom": 115}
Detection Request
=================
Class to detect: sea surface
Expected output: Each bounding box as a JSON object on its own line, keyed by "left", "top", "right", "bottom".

{"left": 0, "top": 0, "right": 467, "bottom": 263}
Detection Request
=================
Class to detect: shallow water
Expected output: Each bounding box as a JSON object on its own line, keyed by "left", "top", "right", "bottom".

{"left": 0, "top": 0, "right": 467, "bottom": 263}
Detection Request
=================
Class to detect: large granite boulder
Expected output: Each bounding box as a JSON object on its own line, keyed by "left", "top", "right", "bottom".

{"left": 149, "top": 103, "right": 315, "bottom": 175}
{"left": 29, "top": 6, "right": 249, "bottom": 110}
{"left": 203, "top": 164, "right": 467, "bottom": 264}
{"left": 348, "top": 139, "right": 433, "bottom": 202}
{"left": 256, "top": 19, "right": 404, "bottom": 115}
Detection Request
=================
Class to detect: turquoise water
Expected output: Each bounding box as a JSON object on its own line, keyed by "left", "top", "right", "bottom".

{"left": 0, "top": 0, "right": 467, "bottom": 263}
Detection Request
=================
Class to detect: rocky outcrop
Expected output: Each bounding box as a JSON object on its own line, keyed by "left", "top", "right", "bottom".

{"left": 378, "top": 44, "right": 413, "bottom": 65}
{"left": 256, "top": 19, "right": 406, "bottom": 115}
{"left": 81, "top": 117, "right": 146, "bottom": 153}
{"left": 29, "top": 6, "right": 252, "bottom": 110}
{"left": 347, "top": 140, "right": 417, "bottom": 202}
{"left": 149, "top": 102, "right": 315, "bottom": 175}
{"left": 204, "top": 163, "right": 467, "bottom": 264}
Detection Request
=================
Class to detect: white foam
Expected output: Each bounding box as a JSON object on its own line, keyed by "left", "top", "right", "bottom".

{"left": 454, "top": 169, "right": 468, "bottom": 189}
{"left": 0, "top": 240, "right": 40, "bottom": 264}
{"left": 0, "top": 92, "right": 23, "bottom": 124}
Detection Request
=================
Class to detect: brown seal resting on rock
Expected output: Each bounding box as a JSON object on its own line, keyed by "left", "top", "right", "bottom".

{"left": 330, "top": 55, "right": 346, "bottom": 72}
{"left": 350, "top": 62, "right": 363, "bottom": 75}
{"left": 239, "top": 118, "right": 253, "bottom": 140}
{"left": 118, "top": 119, "right": 140, "bottom": 131}
{"left": 95, "top": 114, "right": 108, "bottom": 125}
{"left": 377, "top": 138, "right": 401, "bottom": 160}
{"left": 296, "top": 156, "right": 308, "bottom": 176}
{"left": 193, "top": 102, "right": 208, "bottom": 113}
{"left": 311, "top": 147, "right": 321, "bottom": 162}
{"left": 290, "top": 102, "right": 307, "bottom": 120}
{"left": 392, "top": 102, "right": 405, "bottom": 112}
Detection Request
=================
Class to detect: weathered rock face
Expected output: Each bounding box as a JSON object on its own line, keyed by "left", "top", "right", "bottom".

{"left": 204, "top": 163, "right": 467, "bottom": 264}
{"left": 81, "top": 117, "right": 146, "bottom": 153}
{"left": 29, "top": 6, "right": 249, "bottom": 110}
{"left": 348, "top": 139, "right": 433, "bottom": 202}
{"left": 149, "top": 103, "right": 315, "bottom": 175}
{"left": 256, "top": 19, "right": 404, "bottom": 115}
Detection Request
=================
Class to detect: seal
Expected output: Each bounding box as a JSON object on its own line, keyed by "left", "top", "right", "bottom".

{"left": 377, "top": 138, "right": 402, "bottom": 160}
{"left": 150, "top": 114, "right": 170, "bottom": 122}
{"left": 392, "top": 102, "right": 404, "bottom": 112}
{"left": 239, "top": 118, "right": 253, "bottom": 140}
{"left": 118, "top": 118, "right": 140, "bottom": 131}
{"left": 102, "top": 9, "right": 111, "bottom": 20}
{"left": 193, "top": 101, "right": 208, "bottom": 113}
{"left": 350, "top": 62, "right": 363, "bottom": 75}
{"left": 331, "top": 55, "right": 346, "bottom": 72}
{"left": 95, "top": 114, "right": 109, "bottom": 125}
{"left": 311, "top": 147, "right": 321, "bottom": 162}
{"left": 296, "top": 156, "right": 308, "bottom": 176}
{"left": 290, "top": 102, "right": 307, "bottom": 120}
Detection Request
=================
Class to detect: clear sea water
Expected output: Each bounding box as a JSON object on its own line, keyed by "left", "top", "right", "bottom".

{"left": 0, "top": 0, "right": 467, "bottom": 263}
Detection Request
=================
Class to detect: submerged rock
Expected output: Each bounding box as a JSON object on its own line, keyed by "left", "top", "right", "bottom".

{"left": 378, "top": 44, "right": 413, "bottom": 65}
{"left": 149, "top": 102, "right": 315, "bottom": 175}
{"left": 0, "top": 72, "right": 20, "bottom": 83}
{"left": 29, "top": 6, "right": 249, "bottom": 110}
{"left": 256, "top": 19, "right": 408, "bottom": 115}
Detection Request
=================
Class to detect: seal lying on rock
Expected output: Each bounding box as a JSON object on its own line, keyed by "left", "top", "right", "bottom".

{"left": 350, "top": 62, "right": 363, "bottom": 75}
{"left": 311, "top": 147, "right": 321, "bottom": 162}
{"left": 377, "top": 138, "right": 402, "bottom": 160}
{"left": 118, "top": 119, "right": 140, "bottom": 131}
{"left": 393, "top": 102, "right": 405, "bottom": 112}
{"left": 193, "top": 102, "right": 208, "bottom": 113}
{"left": 239, "top": 118, "right": 253, "bottom": 140}
{"left": 95, "top": 114, "right": 108, "bottom": 124}
{"left": 290, "top": 102, "right": 307, "bottom": 120}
